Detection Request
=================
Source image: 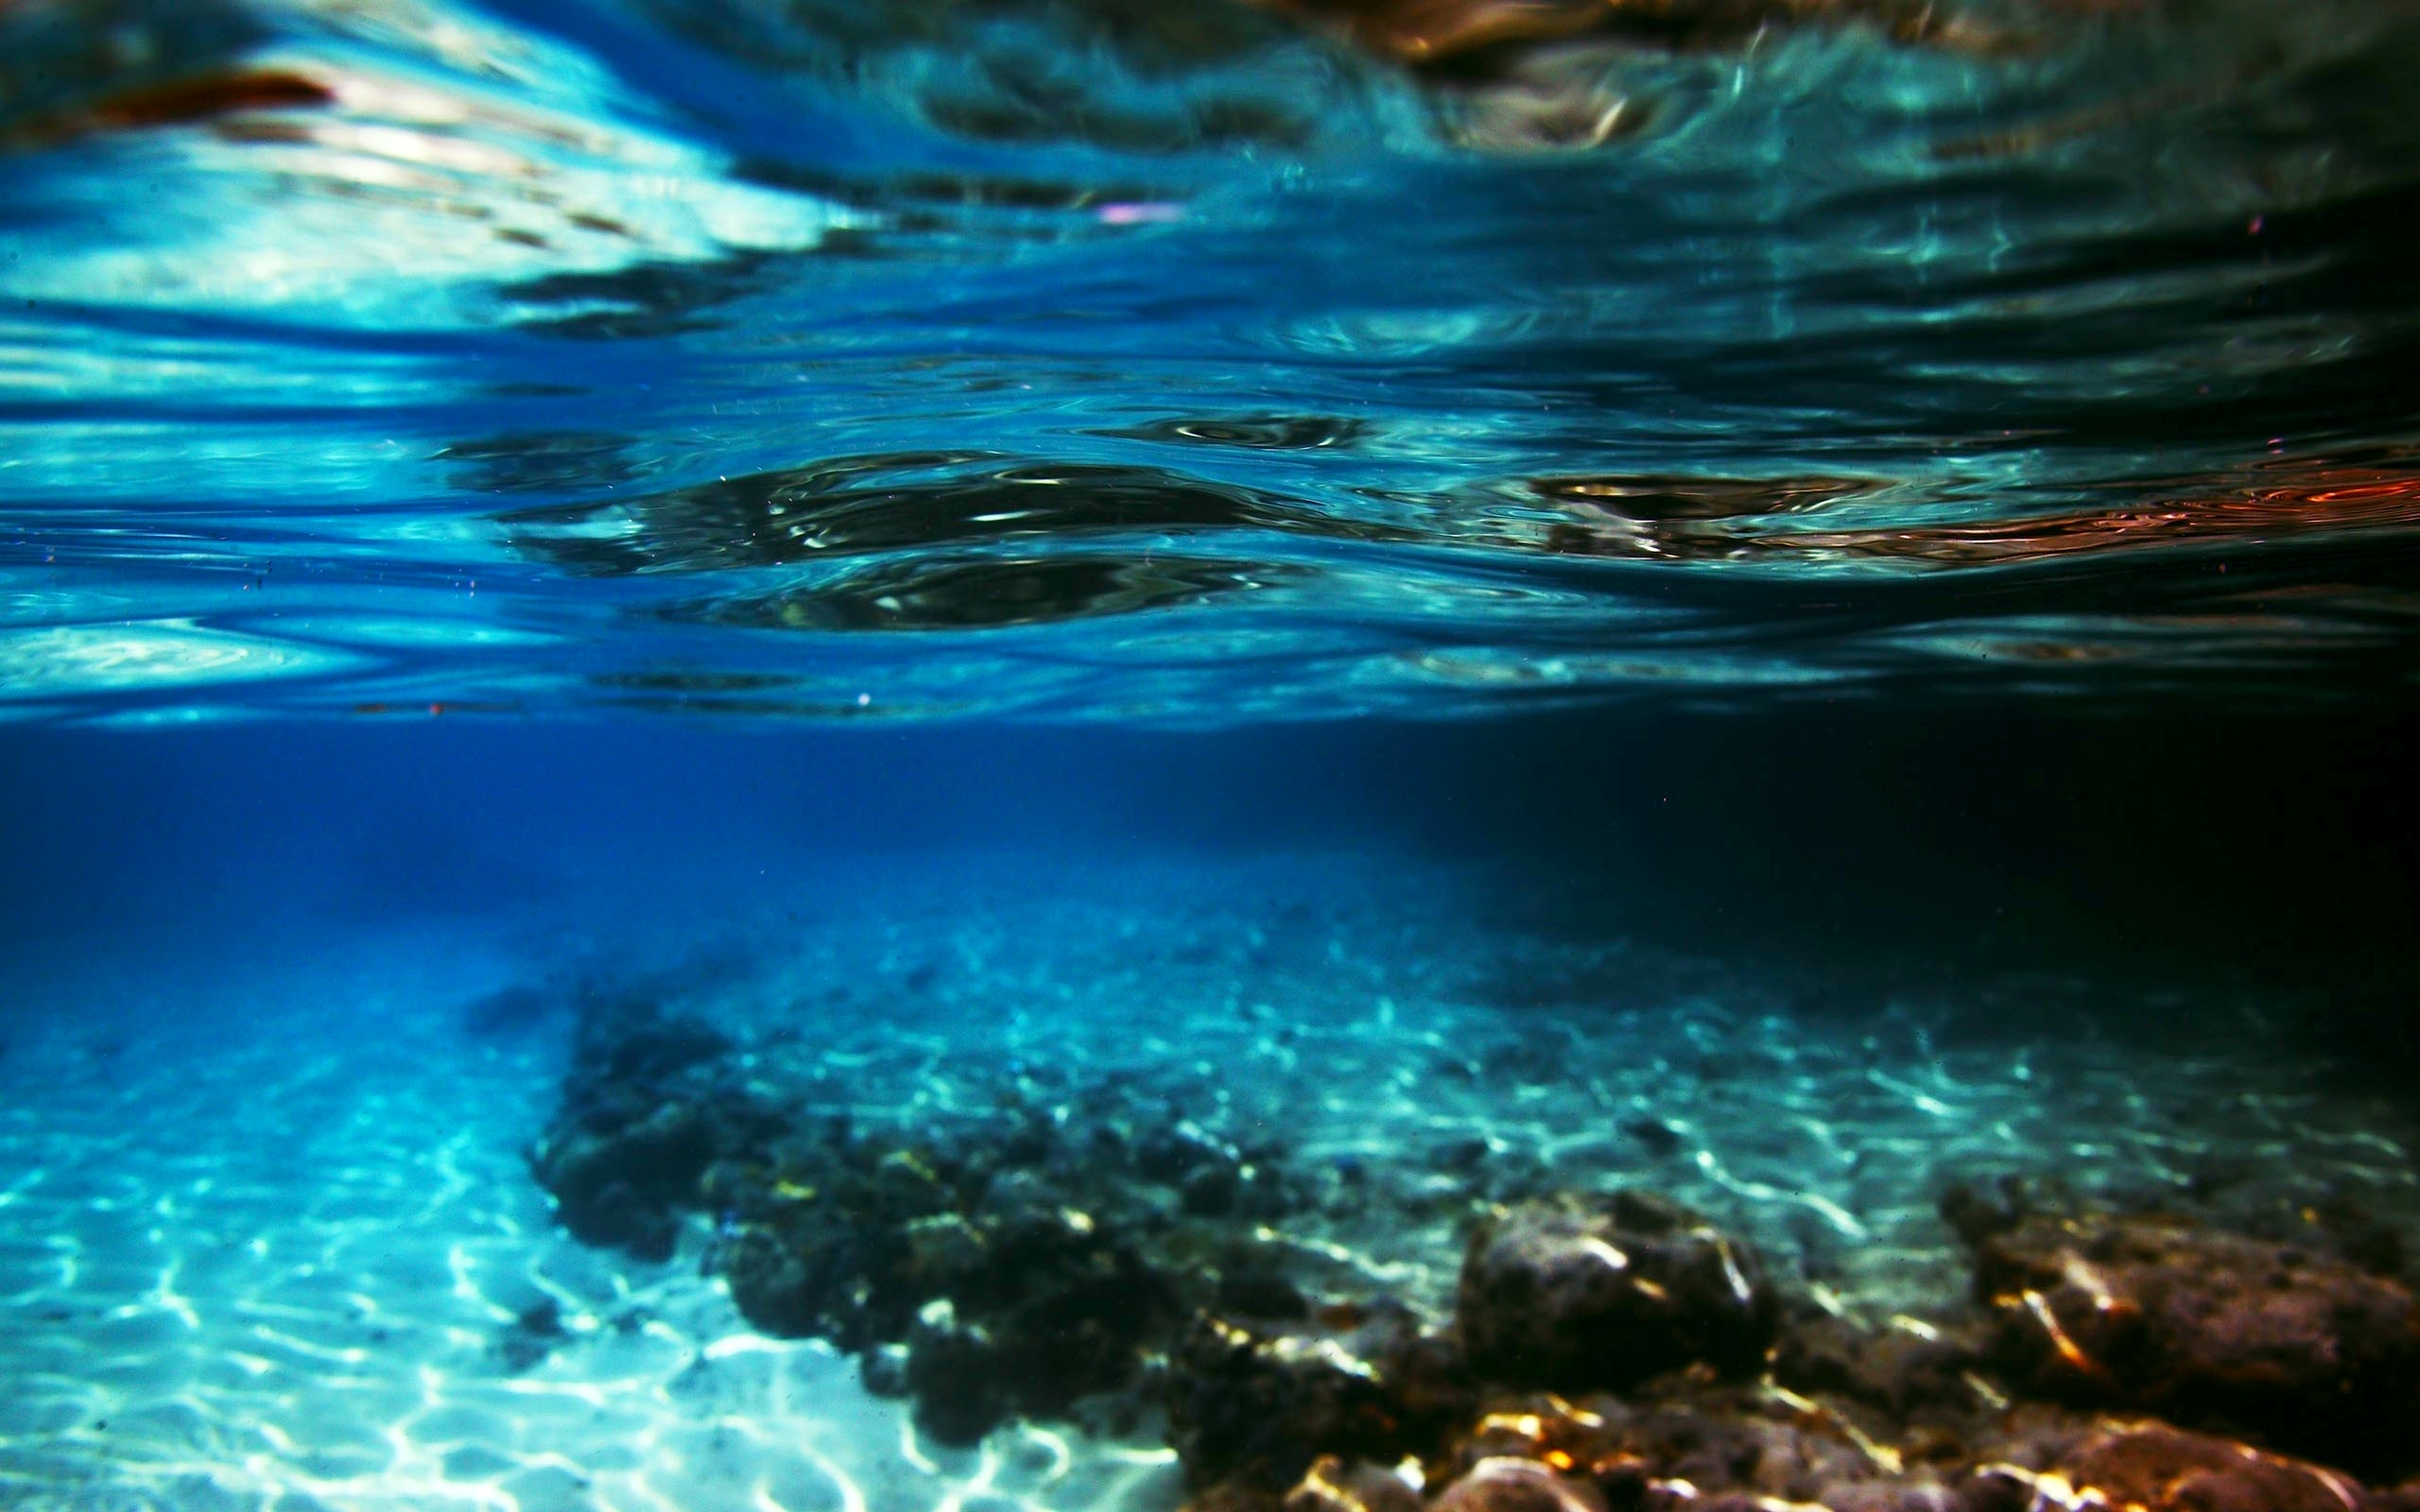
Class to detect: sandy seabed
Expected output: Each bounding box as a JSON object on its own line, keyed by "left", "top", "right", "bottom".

{"left": 2, "top": 852, "right": 2411, "bottom": 1512}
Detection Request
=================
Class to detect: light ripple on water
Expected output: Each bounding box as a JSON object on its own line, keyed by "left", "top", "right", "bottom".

{"left": 2, "top": 0, "right": 2418, "bottom": 721}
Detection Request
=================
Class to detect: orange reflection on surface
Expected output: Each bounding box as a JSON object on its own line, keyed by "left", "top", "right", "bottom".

{"left": 1251, "top": 0, "right": 2019, "bottom": 68}
{"left": 1509, "top": 458, "right": 2420, "bottom": 569}
{"left": 1758, "top": 461, "right": 2420, "bottom": 569}
{"left": 4, "top": 69, "right": 334, "bottom": 151}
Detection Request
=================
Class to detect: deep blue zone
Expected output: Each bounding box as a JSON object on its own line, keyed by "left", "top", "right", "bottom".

{"left": 1, "top": 5, "right": 2417, "bottom": 1042}
{"left": 5, "top": 707, "right": 2413, "bottom": 1038}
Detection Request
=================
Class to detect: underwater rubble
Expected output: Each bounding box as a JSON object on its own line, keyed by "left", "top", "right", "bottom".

{"left": 530, "top": 994, "right": 2420, "bottom": 1510}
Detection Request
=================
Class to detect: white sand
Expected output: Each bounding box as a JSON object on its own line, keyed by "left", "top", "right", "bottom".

{"left": 1, "top": 854, "right": 2411, "bottom": 1511}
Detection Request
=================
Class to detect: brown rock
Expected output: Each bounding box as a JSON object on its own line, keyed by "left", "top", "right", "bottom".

{"left": 1429, "top": 1457, "right": 1606, "bottom": 1512}
{"left": 1282, "top": 1456, "right": 1424, "bottom": 1512}
{"left": 1458, "top": 1192, "right": 1780, "bottom": 1394}
{"left": 1772, "top": 1313, "right": 1989, "bottom": 1426}
{"left": 1432, "top": 1387, "right": 1953, "bottom": 1512}
{"left": 1966, "top": 1420, "right": 2368, "bottom": 1512}
{"left": 1166, "top": 1304, "right": 1475, "bottom": 1499}
{"left": 1972, "top": 1212, "right": 2420, "bottom": 1478}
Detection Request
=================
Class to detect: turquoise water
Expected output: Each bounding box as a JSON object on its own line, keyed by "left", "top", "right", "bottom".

{"left": 6, "top": 4, "right": 2420, "bottom": 1511}
{"left": 7, "top": 0, "right": 2418, "bottom": 721}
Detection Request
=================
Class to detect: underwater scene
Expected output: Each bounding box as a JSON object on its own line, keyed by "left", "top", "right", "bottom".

{"left": 6, "top": 0, "right": 2420, "bottom": 1509}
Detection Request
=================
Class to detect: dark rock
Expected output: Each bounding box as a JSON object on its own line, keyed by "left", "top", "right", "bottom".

{"left": 1973, "top": 1211, "right": 2420, "bottom": 1478}
{"left": 1429, "top": 1457, "right": 1604, "bottom": 1512}
{"left": 1166, "top": 1304, "right": 1473, "bottom": 1500}
{"left": 2376, "top": 1482, "right": 2420, "bottom": 1512}
{"left": 1280, "top": 1456, "right": 1422, "bottom": 1512}
{"left": 2312, "top": 1194, "right": 2410, "bottom": 1279}
{"left": 1617, "top": 1118, "right": 1685, "bottom": 1158}
{"left": 1457, "top": 1192, "right": 1780, "bottom": 1393}
{"left": 860, "top": 1342, "right": 911, "bottom": 1398}
{"left": 1938, "top": 1177, "right": 2027, "bottom": 1250}
{"left": 533, "top": 1101, "right": 717, "bottom": 1260}
{"left": 585, "top": 1009, "right": 731, "bottom": 1087}
{"left": 1184, "top": 1161, "right": 1245, "bottom": 1216}
{"left": 721, "top": 1210, "right": 918, "bottom": 1348}
{"left": 1217, "top": 1265, "right": 1312, "bottom": 1322}
{"left": 1771, "top": 1314, "right": 1988, "bottom": 1426}
{"left": 1432, "top": 1387, "right": 1954, "bottom": 1512}
{"left": 1137, "top": 1123, "right": 1230, "bottom": 1184}
{"left": 495, "top": 1297, "right": 567, "bottom": 1373}
{"left": 530, "top": 1001, "right": 760, "bottom": 1260}
{"left": 907, "top": 1299, "right": 1011, "bottom": 1444}
{"left": 1435, "top": 1138, "right": 1494, "bottom": 1172}
{"left": 1964, "top": 1420, "right": 2371, "bottom": 1512}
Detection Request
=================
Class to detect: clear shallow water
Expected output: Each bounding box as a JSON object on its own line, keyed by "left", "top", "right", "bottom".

{"left": 9, "top": 5, "right": 2420, "bottom": 1499}
{"left": 7, "top": 849, "right": 2418, "bottom": 1512}
{"left": 8, "top": 0, "right": 2420, "bottom": 722}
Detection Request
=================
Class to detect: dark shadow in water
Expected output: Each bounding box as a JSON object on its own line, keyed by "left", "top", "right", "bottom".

{"left": 671, "top": 552, "right": 1305, "bottom": 630}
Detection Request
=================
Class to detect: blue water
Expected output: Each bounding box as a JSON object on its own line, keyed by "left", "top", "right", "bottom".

{"left": 5, "top": 3, "right": 2420, "bottom": 1509}
{"left": 7, "top": 0, "right": 2419, "bottom": 721}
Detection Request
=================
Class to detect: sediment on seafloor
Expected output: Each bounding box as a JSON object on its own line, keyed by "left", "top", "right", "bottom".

{"left": 531, "top": 971, "right": 2420, "bottom": 1512}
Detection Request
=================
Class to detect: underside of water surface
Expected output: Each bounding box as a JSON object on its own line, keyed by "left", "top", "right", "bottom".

{"left": 4, "top": 0, "right": 2419, "bottom": 721}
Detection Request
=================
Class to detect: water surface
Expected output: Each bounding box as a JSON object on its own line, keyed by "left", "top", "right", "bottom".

{"left": 8, "top": 0, "right": 2418, "bottom": 721}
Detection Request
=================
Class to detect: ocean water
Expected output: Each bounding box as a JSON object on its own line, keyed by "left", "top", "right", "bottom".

{"left": 4, "top": 1, "right": 2420, "bottom": 1510}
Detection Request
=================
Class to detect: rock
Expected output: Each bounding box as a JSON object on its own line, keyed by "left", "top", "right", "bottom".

{"left": 1429, "top": 1457, "right": 1604, "bottom": 1512}
{"left": 1458, "top": 1192, "right": 1779, "bottom": 1393}
{"left": 1771, "top": 1314, "right": 1989, "bottom": 1426}
{"left": 952, "top": 1205, "right": 1170, "bottom": 1418}
{"left": 588, "top": 1010, "right": 732, "bottom": 1085}
{"left": 1618, "top": 1118, "right": 1685, "bottom": 1158}
{"left": 719, "top": 1121, "right": 1176, "bottom": 1440}
{"left": 1964, "top": 1420, "right": 2370, "bottom": 1512}
{"left": 720, "top": 1211, "right": 917, "bottom": 1348}
{"left": 1217, "top": 1264, "right": 1312, "bottom": 1322}
{"left": 1973, "top": 1211, "right": 2420, "bottom": 1478}
{"left": 529, "top": 1002, "right": 759, "bottom": 1260}
{"left": 1431, "top": 1387, "right": 1953, "bottom": 1512}
{"left": 1184, "top": 1160, "right": 1245, "bottom": 1216}
{"left": 531, "top": 1101, "right": 716, "bottom": 1259}
{"left": 907, "top": 1298, "right": 1010, "bottom": 1444}
{"left": 495, "top": 1297, "right": 566, "bottom": 1373}
{"left": 1281, "top": 1456, "right": 1422, "bottom": 1512}
{"left": 1166, "top": 1304, "right": 1473, "bottom": 1499}
{"left": 1938, "top": 1178, "right": 2027, "bottom": 1250}
{"left": 860, "top": 1342, "right": 911, "bottom": 1398}
{"left": 1137, "top": 1122, "right": 1230, "bottom": 1184}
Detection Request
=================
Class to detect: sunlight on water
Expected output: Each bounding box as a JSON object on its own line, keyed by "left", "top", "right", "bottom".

{"left": 4, "top": 0, "right": 2418, "bottom": 722}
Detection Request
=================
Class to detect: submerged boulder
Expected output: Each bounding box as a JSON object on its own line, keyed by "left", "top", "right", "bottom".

{"left": 1280, "top": 1456, "right": 1423, "bottom": 1512}
{"left": 533, "top": 1099, "right": 717, "bottom": 1259}
{"left": 1428, "top": 1456, "right": 1605, "bottom": 1512}
{"left": 529, "top": 1001, "right": 757, "bottom": 1261}
{"left": 1457, "top": 1192, "right": 1780, "bottom": 1392}
{"left": 1970, "top": 1211, "right": 2420, "bottom": 1477}
{"left": 1429, "top": 1384, "right": 1959, "bottom": 1512}
{"left": 1772, "top": 1312, "right": 1992, "bottom": 1430}
{"left": 1167, "top": 1302, "right": 1474, "bottom": 1503}
{"left": 1962, "top": 1418, "right": 2369, "bottom": 1512}
{"left": 713, "top": 1125, "right": 1180, "bottom": 1444}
